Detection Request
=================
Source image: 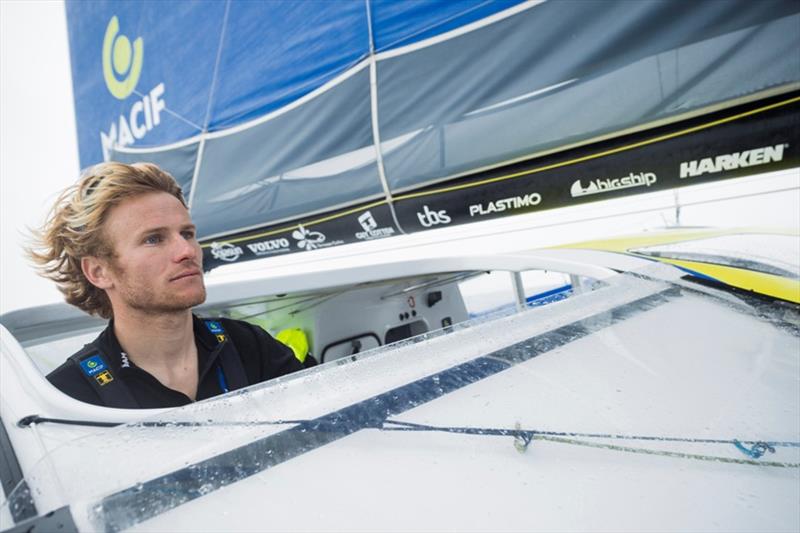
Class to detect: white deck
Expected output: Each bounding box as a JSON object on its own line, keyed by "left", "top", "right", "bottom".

{"left": 3, "top": 269, "right": 796, "bottom": 532}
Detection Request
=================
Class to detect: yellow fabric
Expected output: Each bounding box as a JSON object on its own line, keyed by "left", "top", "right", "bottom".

{"left": 553, "top": 228, "right": 800, "bottom": 303}
{"left": 276, "top": 328, "right": 310, "bottom": 363}
{"left": 658, "top": 258, "right": 800, "bottom": 304}
{"left": 552, "top": 228, "right": 798, "bottom": 253}
{"left": 552, "top": 228, "right": 757, "bottom": 253}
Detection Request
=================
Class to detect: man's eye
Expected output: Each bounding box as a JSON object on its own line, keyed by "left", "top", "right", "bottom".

{"left": 181, "top": 230, "right": 196, "bottom": 240}
{"left": 143, "top": 234, "right": 162, "bottom": 245}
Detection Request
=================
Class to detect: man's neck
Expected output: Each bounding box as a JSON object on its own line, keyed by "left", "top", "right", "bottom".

{"left": 111, "top": 308, "right": 196, "bottom": 371}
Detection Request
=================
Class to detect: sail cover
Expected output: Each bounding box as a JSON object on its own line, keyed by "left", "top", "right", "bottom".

{"left": 65, "top": 0, "right": 800, "bottom": 270}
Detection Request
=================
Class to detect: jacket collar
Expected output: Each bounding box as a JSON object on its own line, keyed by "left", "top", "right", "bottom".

{"left": 96, "top": 315, "right": 224, "bottom": 379}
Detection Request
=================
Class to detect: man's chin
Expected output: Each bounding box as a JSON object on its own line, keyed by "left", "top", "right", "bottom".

{"left": 189, "top": 288, "right": 207, "bottom": 308}
{"left": 180, "top": 287, "right": 207, "bottom": 310}
{"left": 128, "top": 289, "right": 206, "bottom": 314}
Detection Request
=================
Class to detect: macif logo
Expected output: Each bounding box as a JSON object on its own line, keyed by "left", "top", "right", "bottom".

{"left": 99, "top": 16, "right": 166, "bottom": 160}
{"left": 102, "top": 16, "right": 143, "bottom": 99}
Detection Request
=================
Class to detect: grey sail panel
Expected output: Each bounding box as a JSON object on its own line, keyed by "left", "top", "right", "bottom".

{"left": 110, "top": 142, "right": 200, "bottom": 198}
{"left": 190, "top": 68, "right": 382, "bottom": 240}
{"left": 376, "top": 2, "right": 800, "bottom": 192}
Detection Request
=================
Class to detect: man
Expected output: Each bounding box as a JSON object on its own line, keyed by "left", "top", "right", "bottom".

{"left": 31, "top": 162, "right": 307, "bottom": 408}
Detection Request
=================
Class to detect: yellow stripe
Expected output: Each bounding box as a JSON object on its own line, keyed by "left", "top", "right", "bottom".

{"left": 553, "top": 228, "right": 800, "bottom": 253}
{"left": 394, "top": 95, "right": 800, "bottom": 201}
{"left": 554, "top": 229, "right": 800, "bottom": 302}
{"left": 202, "top": 95, "right": 799, "bottom": 248}
{"left": 552, "top": 229, "right": 736, "bottom": 253}
{"left": 656, "top": 258, "right": 800, "bottom": 304}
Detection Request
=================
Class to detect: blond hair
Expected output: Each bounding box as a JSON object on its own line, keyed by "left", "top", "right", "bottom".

{"left": 29, "top": 162, "right": 186, "bottom": 318}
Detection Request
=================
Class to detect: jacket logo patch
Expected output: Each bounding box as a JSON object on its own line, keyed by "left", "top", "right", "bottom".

{"left": 95, "top": 371, "right": 115, "bottom": 386}
{"left": 79, "top": 355, "right": 108, "bottom": 377}
{"left": 205, "top": 321, "right": 225, "bottom": 335}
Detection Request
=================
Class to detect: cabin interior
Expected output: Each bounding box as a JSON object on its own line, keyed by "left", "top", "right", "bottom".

{"left": 14, "top": 267, "right": 589, "bottom": 378}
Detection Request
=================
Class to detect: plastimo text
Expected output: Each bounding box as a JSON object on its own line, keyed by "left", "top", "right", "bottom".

{"left": 469, "top": 193, "right": 542, "bottom": 217}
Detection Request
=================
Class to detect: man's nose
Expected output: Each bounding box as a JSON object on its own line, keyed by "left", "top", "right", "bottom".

{"left": 173, "top": 234, "right": 198, "bottom": 263}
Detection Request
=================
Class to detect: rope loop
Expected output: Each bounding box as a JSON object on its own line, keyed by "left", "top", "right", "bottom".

{"left": 733, "top": 439, "right": 776, "bottom": 459}
{"left": 513, "top": 422, "right": 534, "bottom": 453}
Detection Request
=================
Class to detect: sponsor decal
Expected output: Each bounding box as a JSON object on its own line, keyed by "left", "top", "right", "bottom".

{"left": 292, "top": 225, "right": 344, "bottom": 251}
{"left": 205, "top": 321, "right": 224, "bottom": 335}
{"left": 120, "top": 352, "right": 131, "bottom": 369}
{"left": 79, "top": 355, "right": 107, "bottom": 377}
{"left": 416, "top": 205, "right": 451, "bottom": 227}
{"left": 680, "top": 143, "right": 787, "bottom": 179}
{"left": 355, "top": 211, "right": 395, "bottom": 240}
{"left": 210, "top": 242, "right": 244, "bottom": 262}
{"left": 246, "top": 238, "right": 291, "bottom": 257}
{"left": 358, "top": 211, "right": 377, "bottom": 232}
{"left": 103, "top": 16, "right": 143, "bottom": 99}
{"left": 570, "top": 172, "right": 657, "bottom": 197}
{"left": 99, "top": 16, "right": 167, "bottom": 160}
{"left": 95, "top": 371, "right": 115, "bottom": 386}
{"left": 204, "top": 320, "right": 227, "bottom": 342}
{"left": 292, "top": 225, "right": 325, "bottom": 250}
{"left": 469, "top": 192, "right": 542, "bottom": 217}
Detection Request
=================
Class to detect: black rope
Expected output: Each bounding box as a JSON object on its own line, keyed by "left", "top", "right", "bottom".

{"left": 379, "top": 420, "right": 800, "bottom": 448}
{"left": 18, "top": 415, "right": 800, "bottom": 450}
{"left": 16, "top": 415, "right": 302, "bottom": 429}
{"left": 18, "top": 415, "right": 117, "bottom": 428}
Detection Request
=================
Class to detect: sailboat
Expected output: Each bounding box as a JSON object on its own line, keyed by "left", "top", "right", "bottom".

{"left": 1, "top": 1, "right": 798, "bottom": 530}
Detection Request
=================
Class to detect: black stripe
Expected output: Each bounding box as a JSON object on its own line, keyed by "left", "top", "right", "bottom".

{"left": 0, "top": 416, "right": 37, "bottom": 523}
{"left": 94, "top": 289, "right": 675, "bottom": 532}
{"left": 0, "top": 505, "right": 77, "bottom": 533}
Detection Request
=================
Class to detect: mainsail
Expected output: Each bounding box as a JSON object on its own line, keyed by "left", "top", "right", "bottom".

{"left": 65, "top": 0, "right": 800, "bottom": 270}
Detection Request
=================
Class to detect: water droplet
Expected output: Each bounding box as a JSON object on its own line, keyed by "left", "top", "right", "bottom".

{"left": 198, "top": 483, "right": 215, "bottom": 496}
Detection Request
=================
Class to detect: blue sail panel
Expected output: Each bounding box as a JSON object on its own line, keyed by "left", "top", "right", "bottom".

{"left": 65, "top": 0, "right": 225, "bottom": 166}
{"left": 208, "top": 1, "right": 370, "bottom": 130}
{"left": 370, "top": 0, "right": 525, "bottom": 52}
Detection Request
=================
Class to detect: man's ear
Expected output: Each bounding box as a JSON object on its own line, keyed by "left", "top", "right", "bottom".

{"left": 81, "top": 256, "right": 114, "bottom": 290}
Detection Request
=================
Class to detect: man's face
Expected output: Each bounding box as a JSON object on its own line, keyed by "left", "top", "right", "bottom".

{"left": 101, "top": 191, "right": 206, "bottom": 314}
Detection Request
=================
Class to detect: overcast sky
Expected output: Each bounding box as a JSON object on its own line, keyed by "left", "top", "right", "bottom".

{"left": 1, "top": 1, "right": 79, "bottom": 314}
{"left": 1, "top": 1, "right": 798, "bottom": 317}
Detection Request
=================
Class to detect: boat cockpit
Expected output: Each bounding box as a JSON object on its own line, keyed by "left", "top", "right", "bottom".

{"left": 1, "top": 250, "right": 618, "bottom": 421}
